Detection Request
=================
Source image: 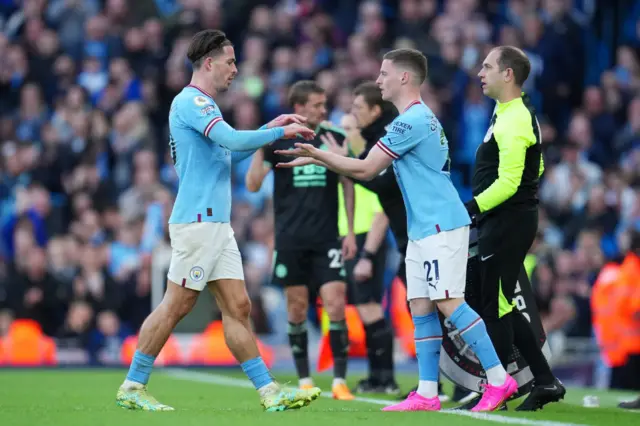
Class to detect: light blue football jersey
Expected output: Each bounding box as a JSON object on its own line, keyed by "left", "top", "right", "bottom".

{"left": 168, "top": 85, "right": 283, "bottom": 224}
{"left": 375, "top": 100, "right": 471, "bottom": 240}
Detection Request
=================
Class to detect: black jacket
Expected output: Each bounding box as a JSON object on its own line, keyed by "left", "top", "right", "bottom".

{"left": 353, "top": 108, "right": 408, "bottom": 254}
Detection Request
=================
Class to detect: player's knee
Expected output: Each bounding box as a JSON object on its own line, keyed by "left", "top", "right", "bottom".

{"left": 324, "top": 300, "right": 345, "bottom": 321}
{"left": 162, "top": 285, "right": 199, "bottom": 321}
{"left": 286, "top": 299, "right": 307, "bottom": 323}
{"left": 167, "top": 299, "right": 194, "bottom": 322}
{"left": 357, "top": 302, "right": 383, "bottom": 324}
{"left": 228, "top": 295, "right": 252, "bottom": 321}
{"left": 285, "top": 286, "right": 308, "bottom": 322}
{"left": 409, "top": 297, "right": 435, "bottom": 317}
{"left": 322, "top": 285, "right": 346, "bottom": 321}
{"left": 434, "top": 297, "right": 464, "bottom": 318}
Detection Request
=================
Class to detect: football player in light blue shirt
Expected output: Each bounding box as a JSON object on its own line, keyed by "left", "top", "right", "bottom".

{"left": 117, "top": 29, "right": 321, "bottom": 413}
{"left": 276, "top": 48, "right": 517, "bottom": 412}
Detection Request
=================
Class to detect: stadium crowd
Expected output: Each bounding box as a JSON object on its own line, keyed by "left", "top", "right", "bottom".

{"left": 0, "top": 0, "right": 638, "bottom": 378}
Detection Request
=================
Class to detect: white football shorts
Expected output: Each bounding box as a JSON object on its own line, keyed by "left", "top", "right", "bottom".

{"left": 405, "top": 225, "right": 469, "bottom": 301}
{"left": 167, "top": 222, "right": 244, "bottom": 291}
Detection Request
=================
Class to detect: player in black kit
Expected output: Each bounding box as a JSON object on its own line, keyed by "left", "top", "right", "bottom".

{"left": 246, "top": 81, "right": 357, "bottom": 400}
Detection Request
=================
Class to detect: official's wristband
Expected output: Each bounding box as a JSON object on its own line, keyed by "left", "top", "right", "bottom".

{"left": 361, "top": 250, "right": 376, "bottom": 261}
{"left": 465, "top": 198, "right": 480, "bottom": 216}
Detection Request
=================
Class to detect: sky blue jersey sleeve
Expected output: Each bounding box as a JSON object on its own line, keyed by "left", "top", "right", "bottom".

{"left": 376, "top": 116, "right": 420, "bottom": 159}
{"left": 179, "top": 94, "right": 285, "bottom": 151}
{"left": 209, "top": 121, "right": 284, "bottom": 152}
{"left": 228, "top": 124, "right": 272, "bottom": 163}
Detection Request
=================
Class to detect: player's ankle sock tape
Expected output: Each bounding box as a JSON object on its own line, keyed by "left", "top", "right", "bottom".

{"left": 126, "top": 350, "right": 156, "bottom": 385}
{"left": 413, "top": 313, "right": 442, "bottom": 382}
{"left": 287, "top": 321, "right": 307, "bottom": 334}
{"left": 287, "top": 321, "right": 310, "bottom": 379}
{"left": 511, "top": 311, "right": 554, "bottom": 385}
{"left": 241, "top": 356, "right": 273, "bottom": 390}
{"left": 365, "top": 319, "right": 394, "bottom": 374}
{"left": 329, "top": 320, "right": 348, "bottom": 379}
{"left": 450, "top": 302, "right": 501, "bottom": 371}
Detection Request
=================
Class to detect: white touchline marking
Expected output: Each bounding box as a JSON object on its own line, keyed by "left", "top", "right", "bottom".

{"left": 163, "top": 369, "right": 589, "bottom": 426}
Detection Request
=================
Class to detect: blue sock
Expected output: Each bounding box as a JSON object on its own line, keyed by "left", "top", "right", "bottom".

{"left": 449, "top": 302, "right": 501, "bottom": 370}
{"left": 126, "top": 350, "right": 155, "bottom": 385}
{"left": 413, "top": 313, "right": 442, "bottom": 383}
{"left": 241, "top": 356, "right": 274, "bottom": 390}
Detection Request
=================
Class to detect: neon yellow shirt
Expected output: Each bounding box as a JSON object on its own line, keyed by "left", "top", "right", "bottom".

{"left": 338, "top": 183, "right": 383, "bottom": 236}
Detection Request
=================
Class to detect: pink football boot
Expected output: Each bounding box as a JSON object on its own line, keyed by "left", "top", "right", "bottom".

{"left": 471, "top": 375, "right": 518, "bottom": 412}
{"left": 381, "top": 391, "right": 441, "bottom": 412}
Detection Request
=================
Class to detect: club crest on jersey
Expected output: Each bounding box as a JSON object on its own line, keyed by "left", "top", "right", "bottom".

{"left": 193, "top": 96, "right": 209, "bottom": 106}
{"left": 190, "top": 266, "right": 204, "bottom": 282}
{"left": 483, "top": 125, "right": 493, "bottom": 143}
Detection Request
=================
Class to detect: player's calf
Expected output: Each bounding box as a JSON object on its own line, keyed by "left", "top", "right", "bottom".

{"left": 411, "top": 301, "right": 441, "bottom": 400}
{"left": 437, "top": 297, "right": 517, "bottom": 412}
{"left": 287, "top": 321, "right": 311, "bottom": 388}
{"left": 383, "top": 297, "right": 440, "bottom": 411}
{"left": 285, "top": 285, "right": 313, "bottom": 388}
{"left": 210, "top": 278, "right": 260, "bottom": 363}
{"left": 357, "top": 303, "right": 397, "bottom": 394}
{"left": 118, "top": 282, "right": 199, "bottom": 410}
{"left": 211, "top": 278, "right": 321, "bottom": 411}
{"left": 403, "top": 227, "right": 516, "bottom": 411}
{"left": 321, "top": 280, "right": 355, "bottom": 400}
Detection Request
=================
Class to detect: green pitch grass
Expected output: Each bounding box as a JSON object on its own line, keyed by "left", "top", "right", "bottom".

{"left": 0, "top": 369, "right": 637, "bottom": 426}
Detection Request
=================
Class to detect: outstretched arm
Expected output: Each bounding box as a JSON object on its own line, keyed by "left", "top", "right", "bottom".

{"left": 182, "top": 93, "right": 310, "bottom": 152}
{"left": 276, "top": 144, "right": 393, "bottom": 181}
{"left": 231, "top": 114, "right": 309, "bottom": 163}
{"left": 208, "top": 121, "right": 284, "bottom": 152}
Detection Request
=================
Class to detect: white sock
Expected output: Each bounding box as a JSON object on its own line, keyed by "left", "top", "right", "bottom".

{"left": 258, "top": 381, "right": 279, "bottom": 397}
{"left": 299, "top": 377, "right": 314, "bottom": 387}
{"left": 121, "top": 379, "right": 144, "bottom": 390}
{"left": 486, "top": 365, "right": 507, "bottom": 386}
{"left": 416, "top": 380, "right": 438, "bottom": 399}
{"left": 332, "top": 377, "right": 346, "bottom": 387}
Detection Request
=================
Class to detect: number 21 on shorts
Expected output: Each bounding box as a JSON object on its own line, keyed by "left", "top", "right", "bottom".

{"left": 423, "top": 259, "right": 440, "bottom": 287}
